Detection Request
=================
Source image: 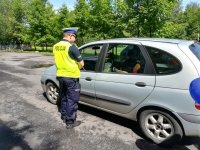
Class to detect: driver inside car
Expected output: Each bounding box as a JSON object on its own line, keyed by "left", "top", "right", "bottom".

{"left": 114, "top": 47, "right": 141, "bottom": 74}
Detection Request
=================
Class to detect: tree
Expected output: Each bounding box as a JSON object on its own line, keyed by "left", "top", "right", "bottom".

{"left": 0, "top": 0, "right": 13, "bottom": 47}
{"left": 1, "top": 0, "right": 200, "bottom": 50}
{"left": 26, "top": 0, "right": 56, "bottom": 50}
{"left": 54, "top": 4, "right": 73, "bottom": 42}
{"left": 184, "top": 3, "right": 200, "bottom": 40}
{"left": 157, "top": 21, "right": 186, "bottom": 38}
{"left": 73, "top": 0, "right": 91, "bottom": 44}
{"left": 88, "top": 0, "right": 116, "bottom": 39}
{"left": 125, "top": 0, "right": 179, "bottom": 37}
{"left": 11, "top": 0, "right": 31, "bottom": 49}
{"left": 156, "top": 0, "right": 187, "bottom": 39}
{"left": 110, "top": 0, "right": 129, "bottom": 38}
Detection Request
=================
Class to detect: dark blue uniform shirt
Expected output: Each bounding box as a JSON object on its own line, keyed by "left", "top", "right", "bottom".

{"left": 61, "top": 39, "right": 83, "bottom": 62}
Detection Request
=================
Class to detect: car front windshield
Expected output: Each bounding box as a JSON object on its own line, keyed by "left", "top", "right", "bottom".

{"left": 189, "top": 42, "right": 200, "bottom": 61}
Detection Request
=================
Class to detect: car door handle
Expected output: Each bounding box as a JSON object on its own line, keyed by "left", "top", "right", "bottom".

{"left": 135, "top": 82, "right": 146, "bottom": 87}
{"left": 85, "top": 77, "right": 92, "bottom": 81}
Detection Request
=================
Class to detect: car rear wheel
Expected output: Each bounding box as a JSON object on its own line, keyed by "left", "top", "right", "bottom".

{"left": 139, "top": 109, "right": 183, "bottom": 146}
{"left": 46, "top": 82, "right": 59, "bottom": 104}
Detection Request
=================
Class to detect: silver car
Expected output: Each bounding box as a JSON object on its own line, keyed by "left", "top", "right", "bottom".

{"left": 41, "top": 38, "right": 200, "bottom": 145}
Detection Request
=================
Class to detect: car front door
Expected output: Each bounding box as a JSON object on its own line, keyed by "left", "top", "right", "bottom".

{"left": 95, "top": 42, "right": 156, "bottom": 114}
{"left": 79, "top": 44, "right": 106, "bottom": 106}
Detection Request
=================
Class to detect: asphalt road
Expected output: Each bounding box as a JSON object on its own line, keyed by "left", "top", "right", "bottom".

{"left": 0, "top": 52, "right": 199, "bottom": 150}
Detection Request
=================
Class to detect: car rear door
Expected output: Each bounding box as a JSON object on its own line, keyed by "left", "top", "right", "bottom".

{"left": 95, "top": 42, "right": 156, "bottom": 114}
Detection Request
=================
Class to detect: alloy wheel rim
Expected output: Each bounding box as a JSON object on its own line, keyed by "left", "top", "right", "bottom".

{"left": 144, "top": 113, "right": 174, "bottom": 141}
{"left": 47, "top": 84, "right": 59, "bottom": 102}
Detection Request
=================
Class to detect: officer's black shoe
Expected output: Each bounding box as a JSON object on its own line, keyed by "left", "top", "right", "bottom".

{"left": 66, "top": 121, "right": 81, "bottom": 129}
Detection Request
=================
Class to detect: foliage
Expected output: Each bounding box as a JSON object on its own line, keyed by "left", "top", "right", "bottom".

{"left": 125, "top": 0, "right": 180, "bottom": 37}
{"left": 73, "top": 0, "right": 91, "bottom": 44}
{"left": 0, "top": 0, "right": 199, "bottom": 50}
{"left": 26, "top": 0, "right": 56, "bottom": 49}
{"left": 184, "top": 3, "right": 200, "bottom": 40}
{"left": 54, "top": 4, "right": 72, "bottom": 42}
{"left": 0, "top": 0, "right": 13, "bottom": 44}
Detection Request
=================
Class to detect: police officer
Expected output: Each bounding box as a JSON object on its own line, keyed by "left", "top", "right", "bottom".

{"left": 53, "top": 27, "right": 84, "bottom": 129}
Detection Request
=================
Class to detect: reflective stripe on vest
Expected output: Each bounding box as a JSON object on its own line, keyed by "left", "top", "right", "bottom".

{"left": 53, "top": 41, "right": 80, "bottom": 78}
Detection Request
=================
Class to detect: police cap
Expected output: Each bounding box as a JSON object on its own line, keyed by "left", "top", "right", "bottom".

{"left": 63, "top": 27, "right": 78, "bottom": 36}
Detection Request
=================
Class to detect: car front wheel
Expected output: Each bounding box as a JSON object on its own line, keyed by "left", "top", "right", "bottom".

{"left": 46, "top": 82, "right": 59, "bottom": 104}
{"left": 139, "top": 109, "right": 183, "bottom": 146}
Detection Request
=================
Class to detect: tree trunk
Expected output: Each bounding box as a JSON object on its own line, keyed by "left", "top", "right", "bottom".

{"left": 137, "top": 25, "right": 140, "bottom": 37}
{"left": 16, "top": 42, "right": 21, "bottom": 50}
{"left": 34, "top": 44, "right": 36, "bottom": 51}
{"left": 149, "top": 27, "right": 152, "bottom": 37}
{"left": 46, "top": 43, "right": 47, "bottom": 51}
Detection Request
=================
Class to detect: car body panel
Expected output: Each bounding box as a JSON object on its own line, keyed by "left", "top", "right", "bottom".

{"left": 142, "top": 87, "right": 200, "bottom": 115}
{"left": 140, "top": 41, "right": 199, "bottom": 89}
{"left": 178, "top": 42, "right": 200, "bottom": 75}
{"left": 79, "top": 71, "right": 97, "bottom": 105}
{"left": 40, "top": 38, "right": 200, "bottom": 138}
{"left": 95, "top": 73, "right": 155, "bottom": 113}
{"left": 42, "top": 65, "right": 58, "bottom": 87}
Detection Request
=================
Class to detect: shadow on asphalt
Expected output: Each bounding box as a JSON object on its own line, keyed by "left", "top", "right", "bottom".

{"left": 136, "top": 137, "right": 200, "bottom": 150}
{"left": 78, "top": 103, "right": 144, "bottom": 136}
{"left": 78, "top": 104, "right": 200, "bottom": 150}
{"left": 0, "top": 119, "right": 62, "bottom": 150}
{"left": 0, "top": 120, "right": 32, "bottom": 150}
{"left": 181, "top": 137, "right": 200, "bottom": 149}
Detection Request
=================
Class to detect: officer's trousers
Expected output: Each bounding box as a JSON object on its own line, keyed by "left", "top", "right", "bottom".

{"left": 58, "top": 77, "right": 80, "bottom": 123}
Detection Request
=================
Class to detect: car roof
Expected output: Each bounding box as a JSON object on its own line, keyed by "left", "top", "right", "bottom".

{"left": 79, "top": 38, "right": 194, "bottom": 48}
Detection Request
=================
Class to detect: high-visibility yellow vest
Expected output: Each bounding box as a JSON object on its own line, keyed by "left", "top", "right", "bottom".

{"left": 53, "top": 41, "right": 80, "bottom": 78}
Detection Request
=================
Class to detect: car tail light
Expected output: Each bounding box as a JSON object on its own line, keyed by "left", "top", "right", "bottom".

{"left": 195, "top": 103, "right": 200, "bottom": 110}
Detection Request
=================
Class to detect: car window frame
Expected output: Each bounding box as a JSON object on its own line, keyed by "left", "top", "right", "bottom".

{"left": 79, "top": 43, "right": 108, "bottom": 72}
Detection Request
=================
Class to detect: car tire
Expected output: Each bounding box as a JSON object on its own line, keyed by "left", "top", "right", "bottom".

{"left": 46, "top": 82, "right": 59, "bottom": 105}
{"left": 139, "top": 109, "right": 183, "bottom": 146}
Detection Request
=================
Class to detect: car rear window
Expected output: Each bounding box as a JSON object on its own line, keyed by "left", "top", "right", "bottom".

{"left": 189, "top": 42, "right": 200, "bottom": 61}
{"left": 146, "top": 46, "right": 182, "bottom": 75}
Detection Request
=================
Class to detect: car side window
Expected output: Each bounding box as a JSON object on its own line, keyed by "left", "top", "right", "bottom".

{"left": 146, "top": 46, "right": 181, "bottom": 74}
{"left": 80, "top": 45, "right": 102, "bottom": 71}
{"left": 103, "top": 44, "right": 146, "bottom": 74}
